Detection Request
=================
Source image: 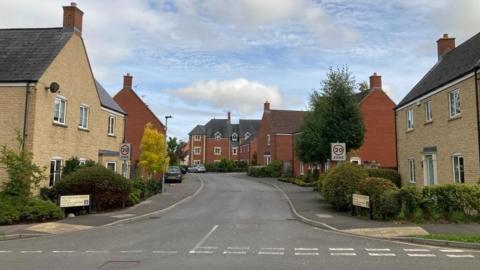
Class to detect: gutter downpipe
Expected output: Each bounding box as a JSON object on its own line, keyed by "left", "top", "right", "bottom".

{"left": 394, "top": 108, "right": 399, "bottom": 171}
{"left": 475, "top": 65, "right": 480, "bottom": 166}
{"left": 22, "top": 82, "right": 32, "bottom": 151}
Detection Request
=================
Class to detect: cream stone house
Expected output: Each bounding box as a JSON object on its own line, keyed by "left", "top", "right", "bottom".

{"left": 396, "top": 33, "right": 480, "bottom": 186}
{"left": 0, "top": 3, "right": 127, "bottom": 189}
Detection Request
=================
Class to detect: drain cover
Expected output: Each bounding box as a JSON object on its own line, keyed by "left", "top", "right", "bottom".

{"left": 98, "top": 261, "right": 140, "bottom": 269}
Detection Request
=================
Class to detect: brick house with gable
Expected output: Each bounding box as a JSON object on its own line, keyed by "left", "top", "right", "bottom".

{"left": 113, "top": 73, "right": 165, "bottom": 178}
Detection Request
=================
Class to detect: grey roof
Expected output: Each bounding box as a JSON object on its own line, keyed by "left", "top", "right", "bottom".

{"left": 353, "top": 90, "right": 371, "bottom": 103}
{"left": 398, "top": 32, "right": 480, "bottom": 107}
{"left": 205, "top": 119, "right": 230, "bottom": 138}
{"left": 239, "top": 119, "right": 260, "bottom": 143}
{"left": 0, "top": 28, "right": 73, "bottom": 82}
{"left": 95, "top": 80, "right": 126, "bottom": 114}
{"left": 189, "top": 125, "right": 206, "bottom": 135}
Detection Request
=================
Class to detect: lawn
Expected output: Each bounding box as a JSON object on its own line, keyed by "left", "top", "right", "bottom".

{"left": 421, "top": 234, "right": 480, "bottom": 243}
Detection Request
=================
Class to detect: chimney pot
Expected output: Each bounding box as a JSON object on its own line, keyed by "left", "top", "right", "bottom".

{"left": 227, "top": 112, "right": 231, "bottom": 122}
{"left": 123, "top": 73, "right": 133, "bottom": 89}
{"left": 264, "top": 101, "right": 270, "bottom": 112}
{"left": 437, "top": 33, "right": 455, "bottom": 60}
{"left": 63, "top": 3, "right": 84, "bottom": 35}
{"left": 369, "top": 72, "right": 382, "bottom": 90}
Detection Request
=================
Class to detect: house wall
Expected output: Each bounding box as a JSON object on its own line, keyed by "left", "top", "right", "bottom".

{"left": 357, "top": 89, "right": 397, "bottom": 168}
{"left": 257, "top": 112, "right": 273, "bottom": 165}
{"left": 205, "top": 138, "right": 229, "bottom": 163}
{"left": 189, "top": 135, "right": 205, "bottom": 165}
{"left": 396, "top": 75, "right": 480, "bottom": 186}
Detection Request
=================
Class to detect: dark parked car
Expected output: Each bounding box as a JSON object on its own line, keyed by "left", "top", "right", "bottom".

{"left": 165, "top": 166, "right": 183, "bottom": 183}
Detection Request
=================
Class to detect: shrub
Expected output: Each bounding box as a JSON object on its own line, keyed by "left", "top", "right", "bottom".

{"left": 317, "top": 173, "right": 327, "bottom": 193}
{"left": 321, "top": 162, "right": 367, "bottom": 211}
{"left": 376, "top": 189, "right": 401, "bottom": 220}
{"left": 62, "top": 157, "right": 97, "bottom": 177}
{"left": 126, "top": 188, "right": 142, "bottom": 206}
{"left": 265, "top": 160, "right": 282, "bottom": 177}
{"left": 21, "top": 199, "right": 64, "bottom": 222}
{"left": 278, "top": 177, "right": 316, "bottom": 187}
{"left": 365, "top": 168, "right": 401, "bottom": 187}
{"left": 0, "top": 197, "right": 21, "bottom": 225}
{"left": 248, "top": 166, "right": 267, "bottom": 177}
{"left": 131, "top": 179, "right": 147, "bottom": 198}
{"left": 357, "top": 177, "right": 398, "bottom": 199}
{"left": 398, "top": 184, "right": 423, "bottom": 219}
{"left": 54, "top": 166, "right": 131, "bottom": 211}
{"left": 304, "top": 170, "right": 320, "bottom": 183}
{"left": 39, "top": 187, "right": 57, "bottom": 202}
{"left": 146, "top": 179, "right": 162, "bottom": 196}
{"left": 205, "top": 159, "right": 247, "bottom": 172}
{"left": 357, "top": 177, "right": 399, "bottom": 219}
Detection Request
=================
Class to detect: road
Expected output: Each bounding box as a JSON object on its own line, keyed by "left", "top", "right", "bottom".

{"left": 0, "top": 173, "right": 478, "bottom": 270}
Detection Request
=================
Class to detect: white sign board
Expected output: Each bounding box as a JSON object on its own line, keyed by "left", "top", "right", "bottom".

{"left": 59, "top": 195, "right": 90, "bottom": 208}
{"left": 331, "top": 143, "right": 346, "bottom": 161}
{"left": 120, "top": 143, "right": 131, "bottom": 161}
{"left": 352, "top": 194, "right": 370, "bottom": 208}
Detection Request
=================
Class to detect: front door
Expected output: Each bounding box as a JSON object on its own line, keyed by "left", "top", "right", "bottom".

{"left": 424, "top": 154, "right": 436, "bottom": 185}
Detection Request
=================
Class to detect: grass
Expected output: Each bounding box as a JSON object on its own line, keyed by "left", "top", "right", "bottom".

{"left": 420, "top": 234, "right": 480, "bottom": 243}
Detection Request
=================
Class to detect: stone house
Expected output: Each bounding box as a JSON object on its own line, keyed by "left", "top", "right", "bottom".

{"left": 0, "top": 3, "right": 127, "bottom": 189}
{"left": 396, "top": 33, "right": 480, "bottom": 186}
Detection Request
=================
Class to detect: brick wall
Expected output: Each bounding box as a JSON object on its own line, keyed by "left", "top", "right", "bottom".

{"left": 257, "top": 112, "right": 273, "bottom": 165}
{"left": 205, "top": 138, "right": 230, "bottom": 163}
{"left": 190, "top": 134, "right": 205, "bottom": 165}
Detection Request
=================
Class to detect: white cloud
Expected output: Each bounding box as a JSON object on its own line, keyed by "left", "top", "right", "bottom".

{"left": 170, "top": 78, "right": 283, "bottom": 114}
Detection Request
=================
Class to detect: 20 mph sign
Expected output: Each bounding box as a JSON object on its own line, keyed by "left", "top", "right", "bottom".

{"left": 331, "top": 143, "right": 346, "bottom": 161}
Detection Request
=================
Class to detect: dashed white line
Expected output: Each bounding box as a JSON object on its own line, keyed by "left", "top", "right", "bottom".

{"left": 260, "top": 247, "right": 285, "bottom": 251}
{"left": 440, "top": 249, "right": 464, "bottom": 253}
{"left": 189, "top": 250, "right": 214, "bottom": 254}
{"left": 258, "top": 251, "right": 284, "bottom": 255}
{"left": 227, "top": 247, "right": 250, "bottom": 250}
{"left": 404, "top": 249, "right": 430, "bottom": 252}
{"left": 407, "top": 253, "right": 436, "bottom": 257}
{"left": 329, "top": 248, "right": 354, "bottom": 251}
{"left": 196, "top": 246, "right": 218, "bottom": 250}
{"left": 85, "top": 250, "right": 109, "bottom": 254}
{"left": 52, "top": 250, "right": 75, "bottom": 253}
{"left": 0, "top": 250, "right": 12, "bottom": 253}
{"left": 152, "top": 251, "right": 178, "bottom": 254}
{"left": 295, "top": 248, "right": 318, "bottom": 251}
{"left": 446, "top": 254, "right": 475, "bottom": 258}
{"left": 368, "top": 253, "right": 396, "bottom": 257}
{"left": 223, "top": 251, "right": 247, "bottom": 255}
{"left": 120, "top": 250, "right": 143, "bottom": 253}
{"left": 295, "top": 252, "right": 319, "bottom": 256}
{"left": 330, "top": 252, "right": 357, "bottom": 256}
{"left": 20, "top": 251, "right": 42, "bottom": 254}
{"left": 365, "top": 248, "right": 391, "bottom": 251}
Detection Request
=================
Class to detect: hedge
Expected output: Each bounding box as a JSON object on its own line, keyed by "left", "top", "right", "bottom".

{"left": 278, "top": 177, "right": 317, "bottom": 187}
{"left": 357, "top": 177, "right": 399, "bottom": 219}
{"left": 365, "top": 168, "right": 401, "bottom": 187}
{"left": 247, "top": 160, "right": 282, "bottom": 178}
{"left": 0, "top": 195, "right": 63, "bottom": 225}
{"left": 205, "top": 160, "right": 248, "bottom": 172}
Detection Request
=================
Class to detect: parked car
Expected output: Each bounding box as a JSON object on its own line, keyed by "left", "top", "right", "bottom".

{"left": 188, "top": 165, "right": 206, "bottom": 173}
{"left": 196, "top": 165, "right": 206, "bottom": 173}
{"left": 188, "top": 166, "right": 198, "bottom": 173}
{"left": 165, "top": 166, "right": 183, "bottom": 183}
{"left": 180, "top": 166, "right": 188, "bottom": 174}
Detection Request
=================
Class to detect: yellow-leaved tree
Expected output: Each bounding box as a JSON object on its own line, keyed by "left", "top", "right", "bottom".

{"left": 139, "top": 123, "right": 169, "bottom": 179}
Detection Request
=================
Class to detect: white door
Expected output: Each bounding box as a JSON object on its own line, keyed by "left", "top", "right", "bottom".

{"left": 424, "top": 154, "right": 437, "bottom": 186}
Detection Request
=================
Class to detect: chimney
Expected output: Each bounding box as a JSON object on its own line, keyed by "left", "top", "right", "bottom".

{"left": 123, "top": 73, "right": 133, "bottom": 89}
{"left": 227, "top": 111, "right": 231, "bottom": 122}
{"left": 369, "top": 72, "right": 382, "bottom": 90}
{"left": 264, "top": 101, "right": 270, "bottom": 112}
{"left": 63, "top": 2, "right": 84, "bottom": 35}
{"left": 437, "top": 33, "right": 455, "bottom": 60}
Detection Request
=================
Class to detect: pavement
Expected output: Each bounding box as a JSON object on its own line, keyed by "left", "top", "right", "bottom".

{"left": 0, "top": 173, "right": 478, "bottom": 270}
{"left": 0, "top": 174, "right": 202, "bottom": 239}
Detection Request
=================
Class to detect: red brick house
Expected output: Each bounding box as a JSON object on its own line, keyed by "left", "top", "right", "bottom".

{"left": 188, "top": 113, "right": 260, "bottom": 165}
{"left": 113, "top": 74, "right": 165, "bottom": 178}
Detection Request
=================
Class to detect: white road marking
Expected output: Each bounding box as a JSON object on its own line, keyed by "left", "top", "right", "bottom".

{"left": 0, "top": 250, "right": 12, "bottom": 253}
{"left": 152, "top": 251, "right": 178, "bottom": 254}
{"left": 223, "top": 251, "right": 247, "bottom": 255}
{"left": 446, "top": 254, "right": 474, "bottom": 258}
{"left": 368, "top": 253, "right": 396, "bottom": 257}
{"left": 329, "top": 248, "right": 354, "bottom": 251}
{"left": 189, "top": 250, "right": 214, "bottom": 254}
{"left": 85, "top": 250, "right": 109, "bottom": 254}
{"left": 330, "top": 252, "right": 357, "bottom": 256}
{"left": 258, "top": 251, "right": 284, "bottom": 255}
{"left": 295, "top": 248, "right": 318, "bottom": 251}
{"left": 407, "top": 253, "right": 436, "bottom": 257}
{"left": 404, "top": 249, "right": 430, "bottom": 252}
{"left": 365, "top": 248, "right": 391, "bottom": 251}
{"left": 260, "top": 247, "right": 285, "bottom": 251}
{"left": 295, "top": 252, "right": 319, "bottom": 256}
{"left": 227, "top": 247, "right": 250, "bottom": 250}
{"left": 20, "top": 251, "right": 42, "bottom": 254}
{"left": 191, "top": 225, "right": 219, "bottom": 251}
{"left": 120, "top": 250, "right": 143, "bottom": 253}
{"left": 52, "top": 250, "right": 75, "bottom": 253}
{"left": 196, "top": 246, "right": 218, "bottom": 250}
{"left": 440, "top": 249, "right": 464, "bottom": 253}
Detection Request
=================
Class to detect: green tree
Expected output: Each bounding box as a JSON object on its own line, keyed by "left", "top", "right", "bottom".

{"left": 358, "top": 81, "right": 369, "bottom": 92}
{"left": 167, "top": 137, "right": 188, "bottom": 165}
{"left": 296, "top": 66, "right": 365, "bottom": 163}
{"left": 139, "top": 123, "right": 169, "bottom": 178}
{"left": 0, "top": 133, "right": 44, "bottom": 197}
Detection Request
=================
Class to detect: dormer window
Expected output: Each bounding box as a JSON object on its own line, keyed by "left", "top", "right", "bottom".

{"left": 214, "top": 132, "right": 222, "bottom": 140}
{"left": 244, "top": 132, "right": 251, "bottom": 140}
{"left": 231, "top": 133, "right": 238, "bottom": 142}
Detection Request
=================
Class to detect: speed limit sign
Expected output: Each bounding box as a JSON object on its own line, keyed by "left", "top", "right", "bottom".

{"left": 331, "top": 143, "right": 346, "bottom": 161}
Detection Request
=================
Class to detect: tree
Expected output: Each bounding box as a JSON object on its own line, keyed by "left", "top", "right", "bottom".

{"left": 167, "top": 137, "right": 188, "bottom": 165}
{"left": 139, "top": 123, "right": 169, "bottom": 178}
{"left": 296, "top": 66, "right": 365, "bottom": 164}
{"left": 0, "top": 132, "right": 44, "bottom": 197}
{"left": 358, "top": 81, "right": 369, "bottom": 92}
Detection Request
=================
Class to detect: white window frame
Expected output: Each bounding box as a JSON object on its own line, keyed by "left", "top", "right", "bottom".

{"left": 193, "top": 147, "right": 201, "bottom": 155}
{"left": 266, "top": 134, "right": 271, "bottom": 146}
{"left": 232, "top": 147, "right": 238, "bottom": 155}
{"left": 423, "top": 153, "right": 438, "bottom": 186}
{"left": 264, "top": 155, "right": 272, "bottom": 165}
{"left": 214, "top": 147, "right": 221, "bottom": 155}
{"left": 408, "top": 158, "right": 416, "bottom": 183}
{"left": 300, "top": 162, "right": 304, "bottom": 175}
{"left": 425, "top": 100, "right": 432, "bottom": 123}
{"left": 193, "top": 135, "right": 201, "bottom": 141}
{"left": 350, "top": 157, "right": 361, "bottom": 165}
{"left": 214, "top": 132, "right": 222, "bottom": 140}
{"left": 106, "top": 161, "right": 116, "bottom": 172}
{"left": 449, "top": 89, "right": 461, "bottom": 118}
{"left": 231, "top": 133, "right": 238, "bottom": 142}
{"left": 53, "top": 96, "right": 67, "bottom": 125}
{"left": 49, "top": 159, "right": 63, "bottom": 186}
{"left": 79, "top": 158, "right": 86, "bottom": 165}
{"left": 108, "top": 115, "right": 115, "bottom": 136}
{"left": 79, "top": 104, "right": 89, "bottom": 129}
{"left": 452, "top": 154, "right": 464, "bottom": 184}
{"left": 406, "top": 109, "right": 414, "bottom": 130}
{"left": 193, "top": 160, "right": 201, "bottom": 165}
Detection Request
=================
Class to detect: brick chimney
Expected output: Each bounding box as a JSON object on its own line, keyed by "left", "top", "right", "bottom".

{"left": 264, "top": 101, "right": 270, "bottom": 112}
{"left": 123, "top": 73, "right": 133, "bottom": 89}
{"left": 369, "top": 72, "right": 382, "bottom": 90}
{"left": 63, "top": 2, "right": 84, "bottom": 35}
{"left": 227, "top": 111, "right": 231, "bottom": 122}
{"left": 437, "top": 33, "right": 455, "bottom": 60}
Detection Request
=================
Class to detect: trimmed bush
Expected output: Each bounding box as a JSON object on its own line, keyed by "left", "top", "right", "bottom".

{"left": 205, "top": 159, "right": 247, "bottom": 172}
{"left": 265, "top": 160, "right": 282, "bottom": 177}
{"left": 127, "top": 188, "right": 142, "bottom": 206}
{"left": 54, "top": 166, "right": 131, "bottom": 211}
{"left": 145, "top": 179, "right": 162, "bottom": 196}
{"left": 357, "top": 177, "right": 398, "bottom": 199}
{"left": 278, "top": 177, "right": 316, "bottom": 187}
{"left": 247, "top": 166, "right": 267, "bottom": 177}
{"left": 0, "top": 195, "right": 63, "bottom": 225}
{"left": 365, "top": 168, "right": 401, "bottom": 187}
{"left": 321, "top": 162, "right": 367, "bottom": 211}
{"left": 377, "top": 189, "right": 401, "bottom": 220}
{"left": 357, "top": 177, "right": 399, "bottom": 219}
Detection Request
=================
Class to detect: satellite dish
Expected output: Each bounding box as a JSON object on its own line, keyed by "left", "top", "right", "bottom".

{"left": 45, "top": 82, "right": 60, "bottom": 93}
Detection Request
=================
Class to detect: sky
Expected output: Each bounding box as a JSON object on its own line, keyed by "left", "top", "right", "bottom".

{"left": 1, "top": 0, "right": 479, "bottom": 140}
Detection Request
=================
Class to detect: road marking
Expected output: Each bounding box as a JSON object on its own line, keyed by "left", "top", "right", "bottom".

{"left": 329, "top": 248, "right": 354, "bottom": 251}
{"left": 20, "top": 251, "right": 42, "bottom": 254}
{"left": 111, "top": 214, "right": 136, "bottom": 219}
{"left": 85, "top": 250, "right": 109, "bottom": 254}
{"left": 365, "top": 248, "right": 391, "bottom": 251}
{"left": 191, "top": 225, "right": 219, "bottom": 251}
{"left": 52, "top": 250, "right": 75, "bottom": 253}
{"left": 227, "top": 247, "right": 250, "bottom": 250}
{"left": 446, "top": 254, "right": 474, "bottom": 258}
{"left": 404, "top": 248, "right": 430, "bottom": 252}
{"left": 196, "top": 246, "right": 218, "bottom": 250}
{"left": 120, "top": 250, "right": 143, "bottom": 253}
{"left": 189, "top": 250, "right": 214, "bottom": 254}
{"left": 223, "top": 251, "right": 247, "bottom": 255}
{"left": 295, "top": 248, "right": 318, "bottom": 251}
{"left": 0, "top": 251, "right": 12, "bottom": 253}
{"left": 368, "top": 253, "right": 396, "bottom": 257}
{"left": 152, "top": 251, "right": 178, "bottom": 254}
{"left": 260, "top": 247, "right": 285, "bottom": 251}
{"left": 295, "top": 252, "right": 319, "bottom": 256}
{"left": 330, "top": 252, "right": 357, "bottom": 256}
{"left": 407, "top": 253, "right": 436, "bottom": 257}
{"left": 440, "top": 249, "right": 464, "bottom": 253}
{"left": 258, "top": 251, "right": 284, "bottom": 255}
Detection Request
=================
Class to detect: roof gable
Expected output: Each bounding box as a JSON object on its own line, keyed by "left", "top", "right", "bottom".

{"left": 95, "top": 80, "right": 125, "bottom": 114}
{"left": 269, "top": 110, "right": 306, "bottom": 134}
{"left": 113, "top": 88, "right": 165, "bottom": 127}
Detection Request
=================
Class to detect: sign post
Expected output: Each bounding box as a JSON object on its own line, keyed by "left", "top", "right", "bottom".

{"left": 120, "top": 143, "right": 131, "bottom": 178}
{"left": 331, "top": 143, "right": 346, "bottom": 161}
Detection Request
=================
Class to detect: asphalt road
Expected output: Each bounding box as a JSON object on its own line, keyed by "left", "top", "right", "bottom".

{"left": 0, "top": 173, "right": 478, "bottom": 270}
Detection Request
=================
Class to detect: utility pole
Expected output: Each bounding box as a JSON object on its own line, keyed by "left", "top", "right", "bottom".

{"left": 162, "top": 115, "right": 173, "bottom": 193}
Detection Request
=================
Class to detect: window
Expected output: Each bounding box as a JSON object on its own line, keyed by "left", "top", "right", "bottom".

{"left": 231, "top": 133, "right": 238, "bottom": 142}
{"left": 49, "top": 159, "right": 63, "bottom": 186}
{"left": 108, "top": 115, "right": 115, "bottom": 136}
{"left": 214, "top": 132, "right": 222, "bottom": 140}
{"left": 106, "top": 162, "right": 116, "bottom": 172}
{"left": 193, "top": 147, "right": 201, "bottom": 155}
{"left": 300, "top": 162, "right": 304, "bottom": 175}
{"left": 244, "top": 132, "right": 251, "bottom": 140}
{"left": 452, "top": 154, "right": 464, "bottom": 184}
{"left": 79, "top": 105, "right": 89, "bottom": 129}
{"left": 264, "top": 155, "right": 272, "bottom": 165}
{"left": 408, "top": 159, "right": 416, "bottom": 183}
{"left": 193, "top": 135, "right": 201, "bottom": 141}
{"left": 79, "top": 158, "right": 86, "bottom": 165}
{"left": 193, "top": 160, "right": 201, "bottom": 165}
{"left": 449, "top": 89, "right": 461, "bottom": 118}
{"left": 406, "top": 109, "right": 414, "bottom": 130}
{"left": 266, "top": 134, "right": 271, "bottom": 146}
{"left": 232, "top": 147, "right": 238, "bottom": 155}
{"left": 350, "top": 157, "right": 361, "bottom": 165}
{"left": 214, "top": 147, "right": 221, "bottom": 155}
{"left": 425, "top": 101, "right": 432, "bottom": 122}
{"left": 53, "top": 97, "right": 67, "bottom": 124}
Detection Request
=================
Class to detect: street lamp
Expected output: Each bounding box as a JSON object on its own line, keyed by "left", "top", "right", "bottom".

{"left": 162, "top": 115, "right": 173, "bottom": 193}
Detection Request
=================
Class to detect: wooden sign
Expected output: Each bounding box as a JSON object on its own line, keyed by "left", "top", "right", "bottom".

{"left": 59, "top": 195, "right": 90, "bottom": 208}
{"left": 352, "top": 194, "right": 370, "bottom": 208}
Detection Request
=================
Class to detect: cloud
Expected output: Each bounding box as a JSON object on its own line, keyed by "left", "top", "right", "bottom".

{"left": 169, "top": 79, "right": 283, "bottom": 114}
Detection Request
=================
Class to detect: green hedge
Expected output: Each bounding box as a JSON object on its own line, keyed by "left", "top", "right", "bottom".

{"left": 357, "top": 177, "right": 399, "bottom": 219}
{"left": 205, "top": 160, "right": 247, "bottom": 172}
{"left": 247, "top": 160, "right": 282, "bottom": 178}
{"left": 247, "top": 166, "right": 267, "bottom": 177}
{"left": 278, "top": 177, "right": 317, "bottom": 187}
{"left": 365, "top": 168, "right": 401, "bottom": 187}
{"left": 0, "top": 195, "right": 63, "bottom": 225}
{"left": 127, "top": 179, "right": 162, "bottom": 206}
